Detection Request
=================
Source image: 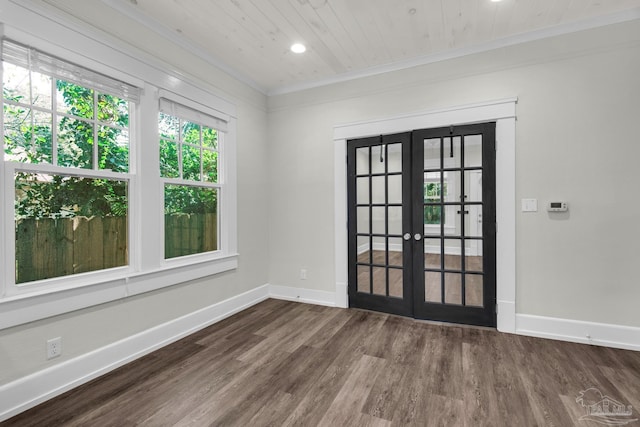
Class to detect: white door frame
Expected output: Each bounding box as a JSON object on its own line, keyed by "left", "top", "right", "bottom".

{"left": 333, "top": 98, "right": 517, "bottom": 332}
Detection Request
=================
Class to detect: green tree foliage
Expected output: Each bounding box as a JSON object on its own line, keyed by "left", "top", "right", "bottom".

{"left": 159, "top": 114, "right": 218, "bottom": 215}
{"left": 5, "top": 74, "right": 218, "bottom": 219}
{"left": 4, "top": 77, "right": 130, "bottom": 219}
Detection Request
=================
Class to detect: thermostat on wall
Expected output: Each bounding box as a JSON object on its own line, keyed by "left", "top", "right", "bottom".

{"left": 547, "top": 202, "right": 568, "bottom": 212}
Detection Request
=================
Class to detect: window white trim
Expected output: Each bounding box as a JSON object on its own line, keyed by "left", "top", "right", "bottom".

{"left": 333, "top": 98, "right": 517, "bottom": 332}
{"left": 2, "top": 38, "right": 142, "bottom": 103}
{"left": 159, "top": 92, "right": 228, "bottom": 132}
{"left": 0, "top": 7, "right": 238, "bottom": 329}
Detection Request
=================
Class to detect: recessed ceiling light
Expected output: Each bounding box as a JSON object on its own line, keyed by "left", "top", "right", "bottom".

{"left": 491, "top": 0, "right": 502, "bottom": 2}
{"left": 291, "top": 43, "right": 306, "bottom": 54}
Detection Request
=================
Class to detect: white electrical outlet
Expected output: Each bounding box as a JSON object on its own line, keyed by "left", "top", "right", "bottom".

{"left": 47, "top": 337, "right": 62, "bottom": 360}
{"left": 300, "top": 269, "right": 307, "bottom": 280}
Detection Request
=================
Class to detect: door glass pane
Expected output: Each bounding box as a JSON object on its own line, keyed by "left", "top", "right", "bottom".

{"left": 388, "top": 237, "right": 403, "bottom": 267}
{"left": 425, "top": 271, "right": 441, "bottom": 302}
{"left": 371, "top": 145, "right": 385, "bottom": 174}
{"left": 387, "top": 143, "right": 402, "bottom": 173}
{"left": 357, "top": 265, "right": 371, "bottom": 293}
{"left": 388, "top": 206, "right": 402, "bottom": 235}
{"left": 356, "top": 147, "right": 369, "bottom": 175}
{"left": 372, "top": 207, "right": 385, "bottom": 234}
{"left": 465, "top": 205, "right": 483, "bottom": 237}
{"left": 371, "top": 176, "right": 385, "bottom": 204}
{"left": 372, "top": 267, "right": 386, "bottom": 295}
{"left": 423, "top": 206, "right": 442, "bottom": 232}
{"left": 444, "top": 136, "right": 462, "bottom": 169}
{"left": 389, "top": 268, "right": 403, "bottom": 298}
{"left": 464, "top": 135, "right": 482, "bottom": 168}
{"left": 464, "top": 170, "right": 482, "bottom": 203}
{"left": 449, "top": 205, "right": 463, "bottom": 237}
{"left": 444, "top": 238, "right": 462, "bottom": 270}
{"left": 424, "top": 238, "right": 441, "bottom": 268}
{"left": 356, "top": 177, "right": 369, "bottom": 204}
{"left": 465, "top": 242, "right": 483, "bottom": 272}
{"left": 465, "top": 274, "right": 483, "bottom": 307}
{"left": 388, "top": 174, "right": 402, "bottom": 204}
{"left": 444, "top": 272, "right": 462, "bottom": 304}
{"left": 423, "top": 138, "right": 440, "bottom": 169}
{"left": 357, "top": 207, "right": 370, "bottom": 234}
{"left": 372, "top": 242, "right": 386, "bottom": 264}
{"left": 357, "top": 235, "right": 371, "bottom": 263}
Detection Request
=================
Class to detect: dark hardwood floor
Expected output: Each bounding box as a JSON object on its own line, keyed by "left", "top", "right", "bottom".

{"left": 4, "top": 299, "right": 640, "bottom": 426}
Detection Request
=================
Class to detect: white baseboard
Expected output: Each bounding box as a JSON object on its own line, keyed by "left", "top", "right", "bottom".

{"left": 516, "top": 314, "right": 640, "bottom": 351}
{"left": 0, "top": 284, "right": 270, "bottom": 422}
{"left": 269, "top": 284, "right": 336, "bottom": 307}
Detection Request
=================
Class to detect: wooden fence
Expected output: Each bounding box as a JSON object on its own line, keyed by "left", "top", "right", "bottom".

{"left": 15, "top": 213, "right": 217, "bottom": 283}
{"left": 164, "top": 212, "right": 218, "bottom": 259}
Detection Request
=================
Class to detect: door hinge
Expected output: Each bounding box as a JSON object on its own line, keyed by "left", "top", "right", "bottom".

{"left": 495, "top": 222, "right": 498, "bottom": 234}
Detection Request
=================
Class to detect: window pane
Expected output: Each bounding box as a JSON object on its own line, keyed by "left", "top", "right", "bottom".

{"left": 202, "top": 126, "right": 218, "bottom": 149}
{"left": 15, "top": 172, "right": 128, "bottom": 284}
{"left": 2, "top": 62, "right": 30, "bottom": 104}
{"left": 182, "top": 144, "right": 201, "bottom": 181}
{"left": 98, "top": 125, "right": 129, "bottom": 172}
{"left": 202, "top": 149, "right": 218, "bottom": 183}
{"left": 57, "top": 117, "right": 94, "bottom": 169}
{"left": 182, "top": 121, "right": 200, "bottom": 145}
{"left": 97, "top": 93, "right": 128, "bottom": 127}
{"left": 56, "top": 81, "right": 94, "bottom": 119}
{"left": 164, "top": 184, "right": 218, "bottom": 258}
{"left": 159, "top": 112, "right": 179, "bottom": 140}
{"left": 31, "top": 71, "right": 53, "bottom": 110}
{"left": 160, "top": 139, "right": 179, "bottom": 178}
{"left": 4, "top": 106, "right": 53, "bottom": 164}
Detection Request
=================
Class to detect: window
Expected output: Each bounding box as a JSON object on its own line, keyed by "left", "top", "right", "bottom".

{"left": 159, "top": 98, "right": 225, "bottom": 259}
{"left": 0, "top": 28, "right": 237, "bottom": 328}
{"left": 2, "top": 39, "right": 139, "bottom": 285}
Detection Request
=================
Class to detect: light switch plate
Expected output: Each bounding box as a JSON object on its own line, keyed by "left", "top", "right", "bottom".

{"left": 521, "top": 198, "right": 538, "bottom": 212}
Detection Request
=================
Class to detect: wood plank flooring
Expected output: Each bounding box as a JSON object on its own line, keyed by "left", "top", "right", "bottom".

{"left": 4, "top": 299, "right": 640, "bottom": 426}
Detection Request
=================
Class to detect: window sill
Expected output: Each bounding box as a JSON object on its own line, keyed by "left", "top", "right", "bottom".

{"left": 0, "top": 253, "right": 238, "bottom": 330}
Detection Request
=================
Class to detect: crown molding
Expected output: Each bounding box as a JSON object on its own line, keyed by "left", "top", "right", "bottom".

{"left": 10, "top": 0, "right": 640, "bottom": 97}
{"left": 99, "top": 0, "right": 267, "bottom": 95}
{"left": 267, "top": 7, "right": 640, "bottom": 96}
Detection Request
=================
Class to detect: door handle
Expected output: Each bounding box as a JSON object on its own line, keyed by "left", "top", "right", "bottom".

{"left": 414, "top": 233, "right": 422, "bottom": 241}
{"left": 457, "top": 210, "right": 469, "bottom": 214}
{"left": 403, "top": 233, "right": 411, "bottom": 241}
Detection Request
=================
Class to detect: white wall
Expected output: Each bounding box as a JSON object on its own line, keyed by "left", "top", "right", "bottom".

{"left": 267, "top": 19, "right": 640, "bottom": 328}
{"left": 0, "top": 2, "right": 270, "bottom": 387}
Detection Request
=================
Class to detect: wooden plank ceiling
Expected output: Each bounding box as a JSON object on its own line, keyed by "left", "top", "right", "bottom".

{"left": 41, "top": 0, "right": 640, "bottom": 93}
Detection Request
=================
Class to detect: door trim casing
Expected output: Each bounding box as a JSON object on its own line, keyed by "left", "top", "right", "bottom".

{"left": 333, "top": 98, "right": 517, "bottom": 332}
